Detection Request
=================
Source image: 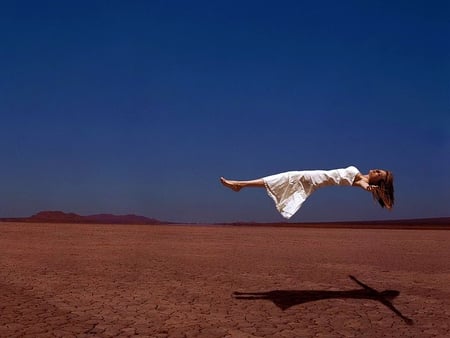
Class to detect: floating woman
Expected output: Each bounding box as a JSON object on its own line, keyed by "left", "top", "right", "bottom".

{"left": 220, "top": 166, "right": 394, "bottom": 219}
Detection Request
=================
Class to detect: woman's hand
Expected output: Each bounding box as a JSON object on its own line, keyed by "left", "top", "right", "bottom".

{"left": 354, "top": 179, "right": 378, "bottom": 192}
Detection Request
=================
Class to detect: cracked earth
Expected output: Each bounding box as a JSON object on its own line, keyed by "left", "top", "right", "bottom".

{"left": 1, "top": 223, "right": 449, "bottom": 337}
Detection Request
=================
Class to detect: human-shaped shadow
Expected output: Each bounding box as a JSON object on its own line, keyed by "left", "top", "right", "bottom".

{"left": 233, "top": 275, "right": 413, "bottom": 325}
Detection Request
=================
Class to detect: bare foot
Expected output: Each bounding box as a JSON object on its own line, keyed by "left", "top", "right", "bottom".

{"left": 220, "top": 177, "right": 242, "bottom": 192}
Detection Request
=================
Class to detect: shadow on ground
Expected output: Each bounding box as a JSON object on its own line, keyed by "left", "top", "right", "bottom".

{"left": 233, "top": 275, "right": 413, "bottom": 325}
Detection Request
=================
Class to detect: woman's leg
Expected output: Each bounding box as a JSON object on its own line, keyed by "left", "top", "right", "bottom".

{"left": 220, "top": 177, "right": 265, "bottom": 192}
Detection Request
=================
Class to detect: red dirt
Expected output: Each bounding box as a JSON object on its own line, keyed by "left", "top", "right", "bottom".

{"left": 1, "top": 222, "right": 449, "bottom": 337}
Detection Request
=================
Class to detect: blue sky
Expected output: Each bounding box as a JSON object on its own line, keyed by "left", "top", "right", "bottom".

{"left": 1, "top": 1, "right": 448, "bottom": 223}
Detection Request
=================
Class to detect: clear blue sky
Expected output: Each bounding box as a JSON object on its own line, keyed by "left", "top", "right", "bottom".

{"left": 1, "top": 1, "right": 448, "bottom": 223}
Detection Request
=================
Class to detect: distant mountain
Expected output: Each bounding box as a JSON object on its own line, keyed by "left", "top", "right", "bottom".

{"left": 1, "top": 211, "right": 449, "bottom": 228}
{"left": 225, "top": 217, "right": 450, "bottom": 229}
{"left": 30, "top": 211, "right": 85, "bottom": 222}
{"left": 0, "top": 211, "right": 168, "bottom": 225}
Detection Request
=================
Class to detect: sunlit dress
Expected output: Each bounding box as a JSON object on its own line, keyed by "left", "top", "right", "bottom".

{"left": 263, "top": 166, "right": 360, "bottom": 219}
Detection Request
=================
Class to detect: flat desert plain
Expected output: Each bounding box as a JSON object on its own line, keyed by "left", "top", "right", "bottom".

{"left": 0, "top": 222, "right": 449, "bottom": 337}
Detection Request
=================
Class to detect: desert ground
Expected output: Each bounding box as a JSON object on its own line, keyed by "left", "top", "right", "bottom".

{"left": 0, "top": 222, "right": 449, "bottom": 338}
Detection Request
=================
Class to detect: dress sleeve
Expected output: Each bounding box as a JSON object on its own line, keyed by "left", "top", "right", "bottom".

{"left": 342, "top": 166, "right": 360, "bottom": 185}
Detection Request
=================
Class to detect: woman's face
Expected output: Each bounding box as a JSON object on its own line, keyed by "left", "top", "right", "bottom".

{"left": 369, "top": 169, "right": 387, "bottom": 184}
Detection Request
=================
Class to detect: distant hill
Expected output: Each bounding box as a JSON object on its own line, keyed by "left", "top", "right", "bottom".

{"left": 0, "top": 211, "right": 169, "bottom": 225}
{"left": 1, "top": 211, "right": 449, "bottom": 228}
{"left": 225, "top": 217, "right": 450, "bottom": 229}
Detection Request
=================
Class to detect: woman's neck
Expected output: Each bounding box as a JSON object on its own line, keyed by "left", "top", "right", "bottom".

{"left": 356, "top": 173, "right": 369, "bottom": 183}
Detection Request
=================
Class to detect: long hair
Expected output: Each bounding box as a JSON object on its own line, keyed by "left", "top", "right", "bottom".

{"left": 371, "top": 170, "right": 394, "bottom": 209}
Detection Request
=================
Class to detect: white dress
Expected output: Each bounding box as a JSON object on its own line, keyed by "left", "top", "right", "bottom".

{"left": 263, "top": 166, "right": 360, "bottom": 219}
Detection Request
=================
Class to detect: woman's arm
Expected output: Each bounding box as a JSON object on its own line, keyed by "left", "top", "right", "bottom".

{"left": 353, "top": 177, "right": 378, "bottom": 192}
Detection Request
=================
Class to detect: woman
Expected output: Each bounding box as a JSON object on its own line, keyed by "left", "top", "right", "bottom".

{"left": 220, "top": 166, "right": 394, "bottom": 219}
